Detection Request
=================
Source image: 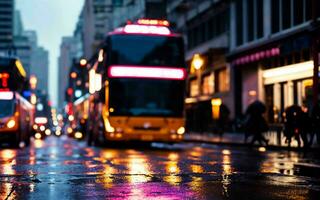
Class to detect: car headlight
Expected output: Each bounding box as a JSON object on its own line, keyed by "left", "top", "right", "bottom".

{"left": 7, "top": 119, "right": 16, "bottom": 129}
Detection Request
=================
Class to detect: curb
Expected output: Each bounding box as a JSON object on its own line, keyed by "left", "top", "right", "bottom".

{"left": 183, "top": 137, "right": 320, "bottom": 152}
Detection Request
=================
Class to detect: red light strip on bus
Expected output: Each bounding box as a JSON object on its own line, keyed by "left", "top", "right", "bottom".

{"left": 0, "top": 91, "right": 14, "bottom": 100}
{"left": 108, "top": 66, "right": 186, "bottom": 80}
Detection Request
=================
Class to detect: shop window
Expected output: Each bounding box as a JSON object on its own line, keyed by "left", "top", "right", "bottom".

{"left": 202, "top": 73, "right": 215, "bottom": 95}
{"left": 216, "top": 68, "right": 230, "bottom": 92}
{"left": 190, "top": 79, "right": 199, "bottom": 97}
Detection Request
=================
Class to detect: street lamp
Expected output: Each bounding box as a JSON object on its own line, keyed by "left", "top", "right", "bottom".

{"left": 30, "top": 75, "right": 37, "bottom": 90}
{"left": 192, "top": 54, "right": 204, "bottom": 70}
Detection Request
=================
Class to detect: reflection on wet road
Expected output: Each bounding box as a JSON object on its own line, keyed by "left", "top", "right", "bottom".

{"left": 0, "top": 136, "right": 319, "bottom": 199}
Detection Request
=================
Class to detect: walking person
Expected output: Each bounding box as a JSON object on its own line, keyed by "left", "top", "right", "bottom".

{"left": 284, "top": 105, "right": 303, "bottom": 148}
{"left": 244, "top": 101, "right": 269, "bottom": 146}
{"left": 300, "top": 105, "right": 312, "bottom": 149}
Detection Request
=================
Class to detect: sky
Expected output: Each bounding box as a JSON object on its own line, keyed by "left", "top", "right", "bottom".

{"left": 16, "top": 0, "right": 84, "bottom": 107}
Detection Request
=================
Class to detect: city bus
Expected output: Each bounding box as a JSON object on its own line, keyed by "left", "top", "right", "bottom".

{"left": 87, "top": 19, "right": 186, "bottom": 144}
{"left": 0, "top": 57, "right": 34, "bottom": 146}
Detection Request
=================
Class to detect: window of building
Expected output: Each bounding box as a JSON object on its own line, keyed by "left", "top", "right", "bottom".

{"left": 271, "top": 0, "right": 280, "bottom": 33}
{"left": 190, "top": 79, "right": 199, "bottom": 97}
{"left": 202, "top": 73, "right": 215, "bottom": 95}
{"left": 305, "top": 0, "right": 311, "bottom": 20}
{"left": 187, "top": 9, "right": 229, "bottom": 49}
{"left": 236, "top": 0, "right": 243, "bottom": 46}
{"left": 257, "top": 0, "right": 264, "bottom": 38}
{"left": 294, "top": 0, "right": 304, "bottom": 25}
{"left": 247, "top": 0, "right": 254, "bottom": 42}
{"left": 282, "top": 0, "right": 291, "bottom": 30}
{"left": 216, "top": 68, "right": 230, "bottom": 92}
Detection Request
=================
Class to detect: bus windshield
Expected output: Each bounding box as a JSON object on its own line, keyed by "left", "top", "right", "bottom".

{"left": 109, "top": 79, "right": 185, "bottom": 117}
{"left": 109, "top": 35, "right": 184, "bottom": 67}
{"left": 0, "top": 100, "right": 15, "bottom": 118}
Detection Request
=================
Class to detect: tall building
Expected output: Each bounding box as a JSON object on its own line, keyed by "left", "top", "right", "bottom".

{"left": 24, "top": 30, "right": 49, "bottom": 93}
{"left": 58, "top": 37, "right": 81, "bottom": 109}
{"left": 12, "top": 12, "right": 49, "bottom": 93}
{"left": 228, "top": 0, "right": 320, "bottom": 122}
{"left": 31, "top": 46, "right": 49, "bottom": 93}
{"left": 0, "top": 0, "right": 14, "bottom": 53}
{"left": 82, "top": 0, "right": 113, "bottom": 58}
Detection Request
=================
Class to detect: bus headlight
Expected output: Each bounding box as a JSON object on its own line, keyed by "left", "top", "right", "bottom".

{"left": 7, "top": 119, "right": 16, "bottom": 129}
{"left": 177, "top": 127, "right": 185, "bottom": 135}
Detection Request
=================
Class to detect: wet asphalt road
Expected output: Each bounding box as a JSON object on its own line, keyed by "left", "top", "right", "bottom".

{"left": 0, "top": 136, "right": 319, "bottom": 200}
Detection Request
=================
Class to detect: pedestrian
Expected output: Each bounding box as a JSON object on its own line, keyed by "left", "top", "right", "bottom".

{"left": 284, "top": 105, "right": 303, "bottom": 148}
{"left": 300, "top": 105, "right": 311, "bottom": 149}
{"left": 244, "top": 101, "right": 269, "bottom": 146}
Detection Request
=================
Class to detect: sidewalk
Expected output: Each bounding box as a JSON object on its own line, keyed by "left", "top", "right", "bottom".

{"left": 184, "top": 131, "right": 320, "bottom": 149}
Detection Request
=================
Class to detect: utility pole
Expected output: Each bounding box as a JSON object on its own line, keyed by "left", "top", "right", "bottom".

{"left": 312, "top": 0, "right": 319, "bottom": 107}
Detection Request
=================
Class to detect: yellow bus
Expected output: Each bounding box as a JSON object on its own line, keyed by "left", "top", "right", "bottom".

{"left": 0, "top": 57, "right": 34, "bottom": 147}
{"left": 87, "top": 19, "right": 186, "bottom": 145}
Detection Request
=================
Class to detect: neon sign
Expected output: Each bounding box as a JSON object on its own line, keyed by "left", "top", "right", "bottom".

{"left": 0, "top": 73, "right": 10, "bottom": 88}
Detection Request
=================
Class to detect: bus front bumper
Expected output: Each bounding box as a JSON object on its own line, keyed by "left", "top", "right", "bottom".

{"left": 104, "top": 132, "right": 183, "bottom": 142}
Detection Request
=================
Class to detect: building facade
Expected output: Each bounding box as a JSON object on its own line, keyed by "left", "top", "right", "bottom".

{"left": 229, "top": 0, "right": 320, "bottom": 123}
{"left": 12, "top": 12, "right": 49, "bottom": 93}
{"left": 167, "top": 0, "right": 233, "bottom": 132}
{"left": 82, "top": 0, "right": 113, "bottom": 59}
{"left": 58, "top": 37, "right": 81, "bottom": 109}
{"left": 0, "top": 0, "right": 14, "bottom": 53}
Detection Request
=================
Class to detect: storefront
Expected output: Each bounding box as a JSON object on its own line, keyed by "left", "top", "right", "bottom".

{"left": 231, "top": 34, "right": 320, "bottom": 123}
{"left": 185, "top": 51, "right": 233, "bottom": 132}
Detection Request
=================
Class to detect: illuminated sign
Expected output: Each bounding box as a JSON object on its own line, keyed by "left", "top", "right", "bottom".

{"left": 0, "top": 73, "right": 9, "bottom": 88}
{"left": 233, "top": 47, "right": 280, "bottom": 66}
{"left": 108, "top": 65, "right": 186, "bottom": 80}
